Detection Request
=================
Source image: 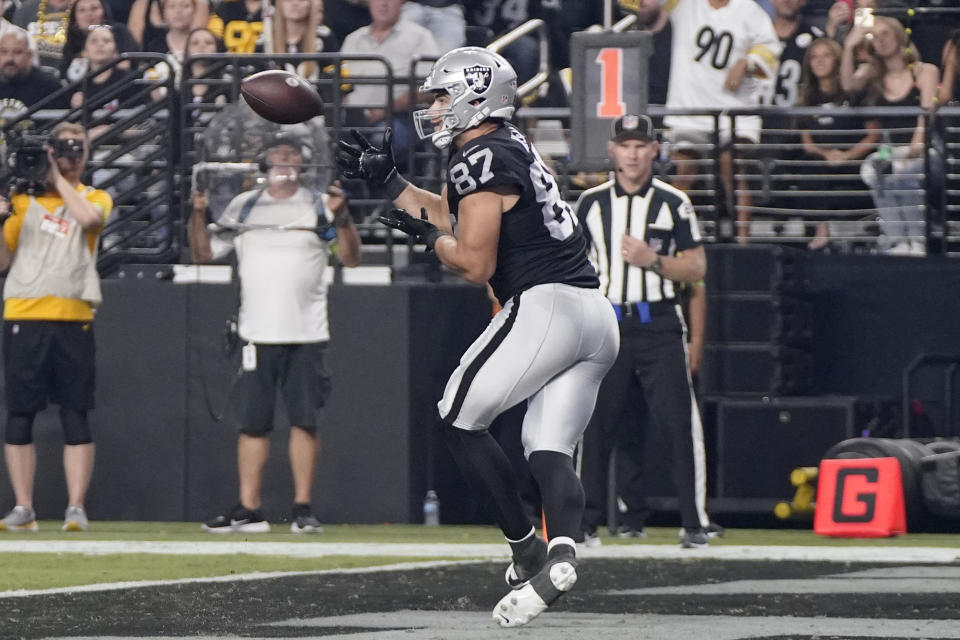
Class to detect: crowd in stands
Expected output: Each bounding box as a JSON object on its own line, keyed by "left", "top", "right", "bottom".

{"left": 0, "top": 0, "right": 957, "bottom": 256}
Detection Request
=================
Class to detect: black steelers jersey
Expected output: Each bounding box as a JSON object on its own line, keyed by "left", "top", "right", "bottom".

{"left": 446, "top": 124, "right": 599, "bottom": 304}
{"left": 772, "top": 21, "right": 824, "bottom": 107}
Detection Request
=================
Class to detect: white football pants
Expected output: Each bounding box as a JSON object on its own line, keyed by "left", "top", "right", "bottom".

{"left": 438, "top": 283, "right": 620, "bottom": 458}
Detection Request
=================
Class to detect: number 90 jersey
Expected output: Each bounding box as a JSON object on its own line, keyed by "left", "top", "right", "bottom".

{"left": 446, "top": 124, "right": 599, "bottom": 304}
{"left": 663, "top": 0, "right": 780, "bottom": 138}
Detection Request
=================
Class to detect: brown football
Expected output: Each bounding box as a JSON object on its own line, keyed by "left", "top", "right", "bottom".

{"left": 240, "top": 70, "right": 324, "bottom": 124}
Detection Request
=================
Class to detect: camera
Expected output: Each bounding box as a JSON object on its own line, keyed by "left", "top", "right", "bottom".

{"left": 2, "top": 131, "right": 85, "bottom": 196}
{"left": 4, "top": 130, "right": 50, "bottom": 195}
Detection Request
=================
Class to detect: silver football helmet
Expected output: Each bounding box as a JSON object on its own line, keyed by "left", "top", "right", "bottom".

{"left": 413, "top": 46, "right": 518, "bottom": 149}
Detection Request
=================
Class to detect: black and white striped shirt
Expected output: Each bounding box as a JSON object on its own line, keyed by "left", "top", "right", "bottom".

{"left": 574, "top": 177, "right": 702, "bottom": 304}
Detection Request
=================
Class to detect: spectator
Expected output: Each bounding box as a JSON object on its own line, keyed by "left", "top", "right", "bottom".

{"left": 103, "top": 0, "right": 133, "bottom": 24}
{"left": 69, "top": 25, "right": 140, "bottom": 113}
{"left": 340, "top": 0, "right": 439, "bottom": 163}
{"left": 823, "top": 0, "right": 919, "bottom": 50}
{"left": 0, "top": 27, "right": 67, "bottom": 125}
{"left": 266, "top": 0, "right": 336, "bottom": 81}
{"left": 757, "top": 0, "right": 827, "bottom": 246}
{"left": 183, "top": 26, "right": 227, "bottom": 103}
{"left": 191, "top": 131, "right": 361, "bottom": 534}
{"left": 128, "top": 0, "right": 209, "bottom": 48}
{"left": 207, "top": 0, "right": 262, "bottom": 53}
{"left": 842, "top": 15, "right": 939, "bottom": 254}
{"left": 630, "top": 0, "right": 672, "bottom": 112}
{"left": 0, "top": 122, "right": 113, "bottom": 533}
{"left": 312, "top": 0, "right": 339, "bottom": 53}
{"left": 658, "top": 0, "right": 782, "bottom": 243}
{"left": 12, "top": 0, "right": 72, "bottom": 67}
{"left": 797, "top": 37, "right": 878, "bottom": 249}
{"left": 401, "top": 0, "right": 464, "bottom": 55}
{"left": 575, "top": 114, "right": 717, "bottom": 549}
{"left": 323, "top": 0, "right": 370, "bottom": 45}
{"left": 60, "top": 0, "right": 139, "bottom": 83}
{"left": 0, "top": 15, "right": 41, "bottom": 64}
{"left": 769, "top": 0, "right": 824, "bottom": 109}
{"left": 176, "top": 27, "right": 227, "bottom": 132}
{"left": 939, "top": 28, "right": 960, "bottom": 106}
{"left": 141, "top": 0, "right": 198, "bottom": 61}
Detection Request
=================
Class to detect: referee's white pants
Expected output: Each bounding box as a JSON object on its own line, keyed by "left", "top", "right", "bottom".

{"left": 438, "top": 283, "right": 620, "bottom": 458}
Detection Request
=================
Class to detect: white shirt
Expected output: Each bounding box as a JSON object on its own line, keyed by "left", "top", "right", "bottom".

{"left": 663, "top": 0, "right": 781, "bottom": 141}
{"left": 340, "top": 19, "right": 440, "bottom": 107}
{"left": 214, "top": 187, "right": 334, "bottom": 343}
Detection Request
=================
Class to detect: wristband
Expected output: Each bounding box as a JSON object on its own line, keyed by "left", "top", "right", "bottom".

{"left": 333, "top": 214, "right": 351, "bottom": 229}
{"left": 384, "top": 168, "right": 409, "bottom": 201}
{"left": 423, "top": 227, "right": 449, "bottom": 251}
{"left": 649, "top": 255, "right": 663, "bottom": 273}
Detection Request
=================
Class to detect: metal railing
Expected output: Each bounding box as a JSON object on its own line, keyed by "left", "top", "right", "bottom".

{"left": 1, "top": 52, "right": 178, "bottom": 274}
{"left": 488, "top": 18, "right": 550, "bottom": 101}
{"left": 525, "top": 103, "right": 960, "bottom": 256}
{"left": 8, "top": 48, "right": 960, "bottom": 276}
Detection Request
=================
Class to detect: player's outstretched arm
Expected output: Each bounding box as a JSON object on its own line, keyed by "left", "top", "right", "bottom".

{"left": 336, "top": 128, "right": 447, "bottom": 230}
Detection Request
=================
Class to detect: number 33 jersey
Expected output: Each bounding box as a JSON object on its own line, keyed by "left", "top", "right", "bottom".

{"left": 445, "top": 124, "right": 599, "bottom": 304}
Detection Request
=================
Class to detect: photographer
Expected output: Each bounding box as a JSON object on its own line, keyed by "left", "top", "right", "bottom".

{"left": 0, "top": 122, "right": 112, "bottom": 533}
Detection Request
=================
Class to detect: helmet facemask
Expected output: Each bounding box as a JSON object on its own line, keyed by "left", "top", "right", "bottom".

{"left": 413, "top": 47, "right": 517, "bottom": 150}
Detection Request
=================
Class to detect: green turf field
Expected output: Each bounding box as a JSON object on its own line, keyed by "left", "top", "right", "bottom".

{"left": 2, "top": 523, "right": 959, "bottom": 593}
{"left": 2, "top": 521, "right": 960, "bottom": 546}
{"left": 0, "top": 553, "right": 448, "bottom": 591}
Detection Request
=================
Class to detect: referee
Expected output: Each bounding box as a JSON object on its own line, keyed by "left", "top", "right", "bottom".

{"left": 575, "top": 114, "right": 716, "bottom": 548}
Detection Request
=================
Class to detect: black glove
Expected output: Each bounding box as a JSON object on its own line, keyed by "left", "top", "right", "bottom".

{"left": 378, "top": 207, "right": 446, "bottom": 250}
{"left": 336, "top": 128, "right": 409, "bottom": 199}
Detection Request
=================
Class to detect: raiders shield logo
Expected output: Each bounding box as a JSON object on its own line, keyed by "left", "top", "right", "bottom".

{"left": 464, "top": 65, "right": 492, "bottom": 94}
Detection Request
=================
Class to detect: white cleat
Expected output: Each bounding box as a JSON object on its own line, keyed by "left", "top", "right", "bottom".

{"left": 492, "top": 560, "right": 577, "bottom": 628}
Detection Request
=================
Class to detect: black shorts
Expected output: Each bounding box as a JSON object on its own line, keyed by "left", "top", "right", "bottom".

{"left": 3, "top": 320, "right": 96, "bottom": 413}
{"left": 237, "top": 341, "right": 331, "bottom": 435}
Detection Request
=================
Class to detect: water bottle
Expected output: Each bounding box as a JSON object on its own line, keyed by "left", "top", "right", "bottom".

{"left": 875, "top": 130, "right": 893, "bottom": 197}
{"left": 423, "top": 490, "right": 440, "bottom": 526}
{"left": 876, "top": 131, "right": 893, "bottom": 169}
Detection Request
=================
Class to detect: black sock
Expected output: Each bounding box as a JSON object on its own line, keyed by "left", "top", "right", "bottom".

{"left": 439, "top": 421, "right": 531, "bottom": 540}
{"left": 528, "top": 451, "right": 584, "bottom": 543}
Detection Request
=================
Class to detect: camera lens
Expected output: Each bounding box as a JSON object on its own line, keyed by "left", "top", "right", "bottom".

{"left": 52, "top": 138, "right": 85, "bottom": 159}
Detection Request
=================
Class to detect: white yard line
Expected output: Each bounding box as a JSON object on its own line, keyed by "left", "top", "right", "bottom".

{"left": 0, "top": 540, "right": 958, "bottom": 563}
{"left": 1, "top": 541, "right": 957, "bottom": 600}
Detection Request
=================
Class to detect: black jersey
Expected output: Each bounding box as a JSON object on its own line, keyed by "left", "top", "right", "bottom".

{"left": 772, "top": 21, "right": 823, "bottom": 107}
{"left": 469, "top": 0, "right": 541, "bottom": 37}
{"left": 446, "top": 124, "right": 599, "bottom": 303}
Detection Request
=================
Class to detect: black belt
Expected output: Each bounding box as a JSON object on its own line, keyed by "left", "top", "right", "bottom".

{"left": 612, "top": 300, "right": 678, "bottom": 323}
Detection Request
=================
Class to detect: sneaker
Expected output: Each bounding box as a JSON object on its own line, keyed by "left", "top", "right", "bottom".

{"left": 291, "top": 513, "right": 324, "bottom": 534}
{"left": 617, "top": 525, "right": 647, "bottom": 539}
{"left": 679, "top": 527, "right": 709, "bottom": 549}
{"left": 505, "top": 532, "right": 547, "bottom": 588}
{"left": 202, "top": 504, "right": 270, "bottom": 533}
{"left": 0, "top": 505, "right": 38, "bottom": 532}
{"left": 705, "top": 521, "right": 725, "bottom": 538}
{"left": 494, "top": 543, "right": 578, "bottom": 627}
{"left": 582, "top": 528, "right": 602, "bottom": 548}
{"left": 62, "top": 505, "right": 88, "bottom": 532}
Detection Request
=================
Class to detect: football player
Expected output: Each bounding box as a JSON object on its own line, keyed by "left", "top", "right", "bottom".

{"left": 656, "top": 0, "right": 781, "bottom": 241}
{"left": 338, "top": 46, "right": 620, "bottom": 627}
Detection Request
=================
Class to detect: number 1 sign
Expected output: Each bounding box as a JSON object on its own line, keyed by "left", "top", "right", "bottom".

{"left": 570, "top": 30, "right": 652, "bottom": 171}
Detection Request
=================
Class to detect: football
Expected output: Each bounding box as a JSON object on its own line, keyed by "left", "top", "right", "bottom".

{"left": 240, "top": 70, "right": 324, "bottom": 125}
